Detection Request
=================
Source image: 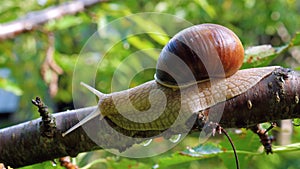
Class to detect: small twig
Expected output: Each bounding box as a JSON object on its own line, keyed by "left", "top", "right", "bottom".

{"left": 250, "top": 124, "right": 274, "bottom": 154}
{"left": 41, "top": 32, "right": 63, "bottom": 97}
{"left": 219, "top": 127, "right": 240, "bottom": 169}
{"left": 264, "top": 122, "right": 277, "bottom": 135}
{"left": 198, "top": 120, "right": 240, "bottom": 169}
{"left": 0, "top": 0, "right": 108, "bottom": 40}
{"left": 32, "top": 97, "right": 56, "bottom": 138}
{"left": 196, "top": 111, "right": 240, "bottom": 169}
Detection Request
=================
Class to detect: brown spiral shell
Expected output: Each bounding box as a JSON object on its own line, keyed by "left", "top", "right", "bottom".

{"left": 155, "top": 23, "right": 244, "bottom": 87}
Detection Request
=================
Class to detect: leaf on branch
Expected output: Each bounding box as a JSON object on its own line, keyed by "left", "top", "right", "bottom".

{"left": 243, "top": 32, "right": 300, "bottom": 68}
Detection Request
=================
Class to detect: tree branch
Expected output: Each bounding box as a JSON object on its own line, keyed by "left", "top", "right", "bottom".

{"left": 1, "top": 67, "right": 300, "bottom": 168}
{"left": 0, "top": 0, "right": 108, "bottom": 40}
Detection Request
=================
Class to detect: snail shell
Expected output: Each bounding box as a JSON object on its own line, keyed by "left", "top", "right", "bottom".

{"left": 155, "top": 23, "right": 244, "bottom": 88}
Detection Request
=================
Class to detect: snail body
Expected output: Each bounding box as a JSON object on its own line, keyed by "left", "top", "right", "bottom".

{"left": 62, "top": 24, "right": 276, "bottom": 137}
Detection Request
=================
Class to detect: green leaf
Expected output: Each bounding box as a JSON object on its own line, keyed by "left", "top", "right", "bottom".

{"left": 157, "top": 143, "right": 230, "bottom": 168}
{"left": 157, "top": 152, "right": 205, "bottom": 168}
{"left": 129, "top": 16, "right": 170, "bottom": 46}
{"left": 180, "top": 143, "right": 222, "bottom": 157}
{"left": 126, "top": 36, "right": 161, "bottom": 61}
{"left": 272, "top": 143, "right": 300, "bottom": 153}
{"left": 292, "top": 118, "right": 300, "bottom": 127}
{"left": 242, "top": 32, "right": 300, "bottom": 68}
{"left": 127, "top": 36, "right": 155, "bottom": 50}
{"left": 0, "top": 78, "right": 22, "bottom": 95}
{"left": 106, "top": 157, "right": 151, "bottom": 169}
{"left": 194, "top": 0, "right": 216, "bottom": 18}
{"left": 80, "top": 158, "right": 107, "bottom": 169}
{"left": 18, "top": 161, "right": 65, "bottom": 169}
{"left": 156, "top": 130, "right": 300, "bottom": 169}
{"left": 289, "top": 32, "right": 300, "bottom": 46}
{"left": 242, "top": 45, "right": 278, "bottom": 68}
{"left": 46, "top": 15, "right": 83, "bottom": 30}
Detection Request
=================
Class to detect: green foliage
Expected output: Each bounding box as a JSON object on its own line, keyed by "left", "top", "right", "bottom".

{"left": 18, "top": 161, "right": 65, "bottom": 169}
{"left": 1, "top": 0, "right": 300, "bottom": 169}
{"left": 0, "top": 77, "right": 22, "bottom": 95}
{"left": 243, "top": 33, "right": 300, "bottom": 68}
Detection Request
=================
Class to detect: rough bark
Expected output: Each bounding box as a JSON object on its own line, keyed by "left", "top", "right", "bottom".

{"left": 0, "top": 0, "right": 108, "bottom": 40}
{"left": 1, "top": 67, "right": 300, "bottom": 167}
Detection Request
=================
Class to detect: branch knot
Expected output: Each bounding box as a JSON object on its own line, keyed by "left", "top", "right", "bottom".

{"left": 32, "top": 97, "right": 56, "bottom": 138}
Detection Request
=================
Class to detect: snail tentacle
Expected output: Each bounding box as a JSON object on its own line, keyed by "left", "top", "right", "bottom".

{"left": 62, "top": 82, "right": 105, "bottom": 137}
{"left": 80, "top": 82, "right": 105, "bottom": 98}
{"left": 62, "top": 107, "right": 101, "bottom": 137}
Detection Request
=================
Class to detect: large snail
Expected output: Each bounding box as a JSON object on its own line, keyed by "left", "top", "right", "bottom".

{"left": 62, "top": 24, "right": 278, "bottom": 137}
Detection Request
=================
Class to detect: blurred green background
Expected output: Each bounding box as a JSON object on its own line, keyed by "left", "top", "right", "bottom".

{"left": 1, "top": 0, "right": 300, "bottom": 168}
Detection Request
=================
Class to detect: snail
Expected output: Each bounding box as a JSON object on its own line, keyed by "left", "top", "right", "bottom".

{"left": 62, "top": 24, "right": 278, "bottom": 137}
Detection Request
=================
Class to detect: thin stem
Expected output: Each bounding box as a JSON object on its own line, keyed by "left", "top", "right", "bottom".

{"left": 263, "top": 122, "right": 277, "bottom": 135}
{"left": 221, "top": 128, "right": 240, "bottom": 169}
